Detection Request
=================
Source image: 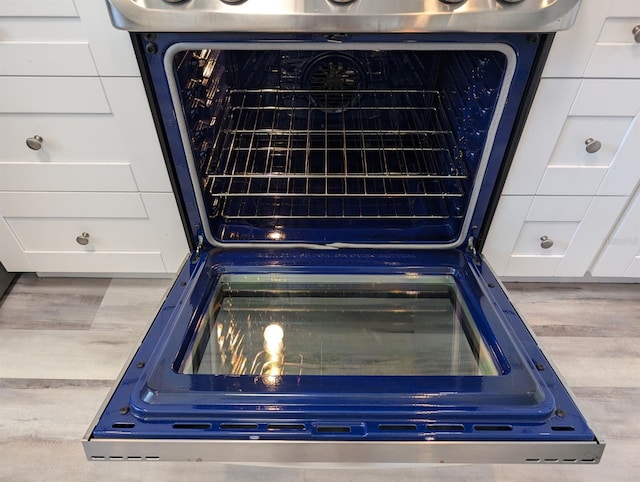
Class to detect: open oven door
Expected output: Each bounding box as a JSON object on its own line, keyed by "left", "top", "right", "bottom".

{"left": 83, "top": 21, "right": 603, "bottom": 463}
{"left": 83, "top": 247, "right": 604, "bottom": 464}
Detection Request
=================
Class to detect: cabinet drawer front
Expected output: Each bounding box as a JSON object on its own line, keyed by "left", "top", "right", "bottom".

{"left": 0, "top": 78, "right": 171, "bottom": 192}
{"left": 0, "top": 192, "right": 148, "bottom": 218}
{"left": 512, "top": 222, "right": 578, "bottom": 257}
{"left": 502, "top": 79, "right": 582, "bottom": 196}
{"left": 538, "top": 167, "right": 608, "bottom": 197}
{"left": 0, "top": 163, "right": 138, "bottom": 192}
{"left": 0, "top": 44, "right": 97, "bottom": 76}
{"left": 544, "top": 1, "right": 640, "bottom": 78}
{"left": 0, "top": 0, "right": 77, "bottom": 17}
{"left": 0, "top": 78, "right": 109, "bottom": 114}
{"left": 0, "top": 16, "right": 96, "bottom": 76}
{"left": 0, "top": 16, "right": 85, "bottom": 41}
{"left": 7, "top": 218, "right": 161, "bottom": 252}
{"left": 585, "top": 16, "right": 640, "bottom": 78}
{"left": 571, "top": 80, "right": 640, "bottom": 117}
{"left": 526, "top": 196, "right": 591, "bottom": 222}
{"left": 0, "top": 192, "right": 188, "bottom": 274}
{"left": 484, "top": 196, "right": 627, "bottom": 278}
{"left": 539, "top": 115, "right": 636, "bottom": 196}
{"left": 26, "top": 252, "right": 167, "bottom": 275}
{"left": 72, "top": 0, "right": 140, "bottom": 77}
{"left": 0, "top": 114, "right": 138, "bottom": 162}
{"left": 548, "top": 117, "right": 632, "bottom": 168}
{"left": 591, "top": 193, "right": 640, "bottom": 278}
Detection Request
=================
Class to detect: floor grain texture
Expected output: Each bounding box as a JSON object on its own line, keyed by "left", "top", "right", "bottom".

{"left": 0, "top": 275, "right": 638, "bottom": 481}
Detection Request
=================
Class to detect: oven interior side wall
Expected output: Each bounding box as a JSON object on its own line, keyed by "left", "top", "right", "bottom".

{"left": 173, "top": 48, "right": 506, "bottom": 245}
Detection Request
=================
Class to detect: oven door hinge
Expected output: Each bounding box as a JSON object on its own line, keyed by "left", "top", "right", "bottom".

{"left": 192, "top": 228, "right": 205, "bottom": 263}
{"left": 467, "top": 237, "right": 480, "bottom": 264}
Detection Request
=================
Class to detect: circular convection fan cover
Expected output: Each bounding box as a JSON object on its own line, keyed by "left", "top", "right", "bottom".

{"left": 302, "top": 53, "right": 365, "bottom": 112}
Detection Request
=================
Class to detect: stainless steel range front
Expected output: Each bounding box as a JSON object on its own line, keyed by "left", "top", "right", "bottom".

{"left": 84, "top": 0, "right": 604, "bottom": 464}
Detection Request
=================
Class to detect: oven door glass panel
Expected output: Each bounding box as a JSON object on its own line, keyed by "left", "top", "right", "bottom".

{"left": 180, "top": 274, "right": 499, "bottom": 377}
{"left": 85, "top": 250, "right": 603, "bottom": 464}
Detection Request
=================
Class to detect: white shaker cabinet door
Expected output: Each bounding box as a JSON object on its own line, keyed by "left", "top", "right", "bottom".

{"left": 0, "top": 192, "right": 184, "bottom": 275}
{"left": 544, "top": 0, "right": 640, "bottom": 78}
{"left": 591, "top": 192, "right": 640, "bottom": 278}
{"left": 0, "top": 15, "right": 97, "bottom": 76}
{"left": 0, "top": 0, "right": 77, "bottom": 17}
{"left": 73, "top": 0, "right": 140, "bottom": 77}
{"left": 100, "top": 78, "right": 172, "bottom": 193}
{"left": 484, "top": 195, "right": 628, "bottom": 278}
{"left": 501, "top": 79, "right": 581, "bottom": 196}
{"left": 0, "top": 217, "right": 34, "bottom": 272}
{"left": 537, "top": 116, "right": 633, "bottom": 196}
{"left": 0, "top": 77, "right": 170, "bottom": 193}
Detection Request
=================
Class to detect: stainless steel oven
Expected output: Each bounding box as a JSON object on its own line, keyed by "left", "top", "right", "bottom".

{"left": 84, "top": 0, "right": 604, "bottom": 464}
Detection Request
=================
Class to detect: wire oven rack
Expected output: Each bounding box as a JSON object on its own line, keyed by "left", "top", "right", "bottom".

{"left": 204, "top": 88, "right": 469, "bottom": 220}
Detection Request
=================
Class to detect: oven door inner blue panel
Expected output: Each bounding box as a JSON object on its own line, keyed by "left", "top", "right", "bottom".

{"left": 91, "top": 249, "right": 597, "bottom": 443}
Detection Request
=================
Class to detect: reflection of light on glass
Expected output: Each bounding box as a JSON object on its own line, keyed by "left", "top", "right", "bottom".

{"left": 267, "top": 230, "right": 285, "bottom": 241}
{"left": 262, "top": 323, "right": 284, "bottom": 381}
{"left": 264, "top": 323, "right": 284, "bottom": 354}
{"left": 262, "top": 374, "right": 280, "bottom": 387}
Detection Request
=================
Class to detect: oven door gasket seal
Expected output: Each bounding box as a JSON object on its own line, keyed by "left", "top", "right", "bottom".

{"left": 162, "top": 39, "right": 518, "bottom": 251}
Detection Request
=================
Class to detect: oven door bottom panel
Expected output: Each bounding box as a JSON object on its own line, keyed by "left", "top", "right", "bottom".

{"left": 84, "top": 249, "right": 604, "bottom": 464}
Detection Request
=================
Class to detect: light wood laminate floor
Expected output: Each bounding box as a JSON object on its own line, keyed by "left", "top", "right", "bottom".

{"left": 0, "top": 275, "right": 638, "bottom": 481}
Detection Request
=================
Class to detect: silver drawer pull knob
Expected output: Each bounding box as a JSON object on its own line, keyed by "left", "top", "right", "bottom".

{"left": 633, "top": 25, "right": 640, "bottom": 43}
{"left": 26, "top": 135, "right": 43, "bottom": 151}
{"left": 585, "top": 138, "right": 601, "bottom": 154}
{"left": 540, "top": 236, "right": 554, "bottom": 249}
{"left": 76, "top": 232, "right": 90, "bottom": 246}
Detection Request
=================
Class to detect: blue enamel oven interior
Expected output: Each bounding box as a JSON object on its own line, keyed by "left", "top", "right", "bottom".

{"left": 159, "top": 35, "right": 527, "bottom": 247}
{"left": 91, "top": 249, "right": 597, "bottom": 444}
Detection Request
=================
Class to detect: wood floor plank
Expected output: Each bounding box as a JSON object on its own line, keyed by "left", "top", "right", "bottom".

{"left": 571, "top": 387, "right": 640, "bottom": 440}
{"left": 0, "top": 329, "right": 135, "bottom": 380}
{"left": 537, "top": 337, "right": 640, "bottom": 387}
{"left": 0, "top": 274, "right": 109, "bottom": 330}
{"left": 506, "top": 283, "right": 640, "bottom": 337}
{"left": 0, "top": 386, "right": 111, "bottom": 441}
{"left": 91, "top": 278, "right": 171, "bottom": 332}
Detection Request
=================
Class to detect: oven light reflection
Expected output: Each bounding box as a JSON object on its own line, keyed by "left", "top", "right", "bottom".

{"left": 263, "top": 323, "right": 284, "bottom": 354}
{"left": 261, "top": 323, "right": 284, "bottom": 386}
{"left": 267, "top": 230, "right": 285, "bottom": 241}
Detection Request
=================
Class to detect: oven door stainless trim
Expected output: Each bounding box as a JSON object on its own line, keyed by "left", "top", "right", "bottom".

{"left": 164, "top": 41, "right": 517, "bottom": 251}
{"left": 105, "top": 0, "right": 581, "bottom": 34}
{"left": 83, "top": 438, "right": 604, "bottom": 465}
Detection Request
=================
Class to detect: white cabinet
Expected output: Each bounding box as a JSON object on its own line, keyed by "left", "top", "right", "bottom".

{"left": 544, "top": 0, "right": 640, "bottom": 78}
{"left": 0, "top": 0, "right": 188, "bottom": 275}
{"left": 485, "top": 0, "right": 640, "bottom": 279}
{"left": 591, "top": 192, "right": 640, "bottom": 278}
{"left": 484, "top": 196, "right": 627, "bottom": 277}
